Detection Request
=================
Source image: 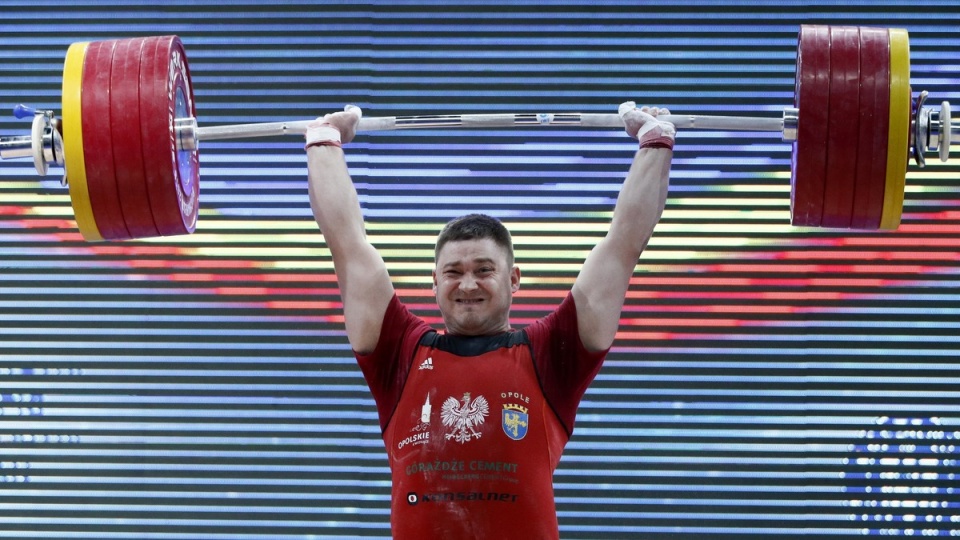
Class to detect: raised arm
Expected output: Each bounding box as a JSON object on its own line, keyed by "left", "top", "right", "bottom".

{"left": 571, "top": 102, "right": 675, "bottom": 352}
{"left": 306, "top": 107, "right": 394, "bottom": 354}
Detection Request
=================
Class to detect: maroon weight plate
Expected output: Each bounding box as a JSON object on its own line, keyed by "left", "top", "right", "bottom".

{"left": 791, "top": 25, "right": 831, "bottom": 227}
{"left": 821, "top": 26, "right": 861, "bottom": 228}
{"left": 850, "top": 27, "right": 890, "bottom": 230}
{"left": 139, "top": 35, "right": 199, "bottom": 237}
{"left": 110, "top": 37, "right": 161, "bottom": 240}
{"left": 81, "top": 39, "right": 132, "bottom": 240}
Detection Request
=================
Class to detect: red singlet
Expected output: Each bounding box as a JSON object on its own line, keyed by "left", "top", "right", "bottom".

{"left": 356, "top": 292, "right": 607, "bottom": 539}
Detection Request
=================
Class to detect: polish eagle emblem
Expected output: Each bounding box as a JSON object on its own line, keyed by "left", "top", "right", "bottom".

{"left": 440, "top": 392, "right": 489, "bottom": 444}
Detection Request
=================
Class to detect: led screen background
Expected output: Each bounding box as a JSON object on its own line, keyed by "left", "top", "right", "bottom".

{"left": 0, "top": 1, "right": 958, "bottom": 538}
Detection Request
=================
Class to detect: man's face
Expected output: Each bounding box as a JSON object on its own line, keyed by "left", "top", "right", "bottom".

{"left": 432, "top": 238, "right": 520, "bottom": 336}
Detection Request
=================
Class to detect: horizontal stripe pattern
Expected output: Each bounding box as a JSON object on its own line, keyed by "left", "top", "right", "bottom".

{"left": 1, "top": 1, "right": 959, "bottom": 538}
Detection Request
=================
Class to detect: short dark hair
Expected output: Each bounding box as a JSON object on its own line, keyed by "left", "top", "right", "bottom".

{"left": 435, "top": 214, "right": 514, "bottom": 266}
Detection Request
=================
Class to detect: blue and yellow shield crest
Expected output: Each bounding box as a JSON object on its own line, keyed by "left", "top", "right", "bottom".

{"left": 501, "top": 404, "right": 529, "bottom": 440}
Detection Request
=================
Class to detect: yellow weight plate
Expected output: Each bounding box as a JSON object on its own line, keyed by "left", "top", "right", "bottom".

{"left": 62, "top": 41, "right": 103, "bottom": 241}
{"left": 880, "top": 28, "right": 910, "bottom": 230}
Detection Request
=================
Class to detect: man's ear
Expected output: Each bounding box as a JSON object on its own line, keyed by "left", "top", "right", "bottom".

{"left": 510, "top": 265, "right": 521, "bottom": 293}
{"left": 432, "top": 269, "right": 438, "bottom": 291}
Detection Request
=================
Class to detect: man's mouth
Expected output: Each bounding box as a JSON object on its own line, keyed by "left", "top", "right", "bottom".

{"left": 456, "top": 298, "right": 484, "bottom": 305}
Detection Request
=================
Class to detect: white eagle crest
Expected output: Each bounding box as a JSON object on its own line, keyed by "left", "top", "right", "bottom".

{"left": 440, "top": 392, "right": 489, "bottom": 444}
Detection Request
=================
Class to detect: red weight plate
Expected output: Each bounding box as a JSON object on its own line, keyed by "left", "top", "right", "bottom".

{"left": 110, "top": 37, "right": 161, "bottom": 239}
{"left": 821, "top": 26, "right": 861, "bottom": 228}
{"left": 791, "top": 25, "right": 831, "bottom": 227}
{"left": 139, "top": 35, "right": 199, "bottom": 237}
{"left": 80, "top": 39, "right": 132, "bottom": 240}
{"left": 850, "top": 27, "right": 890, "bottom": 229}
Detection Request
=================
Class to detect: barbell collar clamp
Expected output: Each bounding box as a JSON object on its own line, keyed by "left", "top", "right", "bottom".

{"left": 175, "top": 117, "right": 198, "bottom": 152}
{"left": 32, "top": 113, "right": 64, "bottom": 177}
{"left": 937, "top": 100, "right": 952, "bottom": 163}
{"left": 914, "top": 91, "right": 930, "bottom": 168}
{"left": 912, "top": 92, "right": 955, "bottom": 168}
{"left": 782, "top": 108, "right": 799, "bottom": 142}
{"left": 926, "top": 100, "right": 952, "bottom": 164}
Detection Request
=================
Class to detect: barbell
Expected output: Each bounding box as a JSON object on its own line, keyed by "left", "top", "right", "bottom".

{"left": 0, "top": 25, "right": 956, "bottom": 242}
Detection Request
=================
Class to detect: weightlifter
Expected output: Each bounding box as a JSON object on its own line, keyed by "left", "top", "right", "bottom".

{"left": 304, "top": 101, "right": 674, "bottom": 539}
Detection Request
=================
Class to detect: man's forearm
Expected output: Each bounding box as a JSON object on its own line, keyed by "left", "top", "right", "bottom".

{"left": 608, "top": 146, "right": 673, "bottom": 257}
{"left": 307, "top": 145, "right": 369, "bottom": 258}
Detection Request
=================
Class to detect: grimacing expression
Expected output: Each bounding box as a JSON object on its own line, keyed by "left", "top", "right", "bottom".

{"left": 432, "top": 238, "right": 520, "bottom": 336}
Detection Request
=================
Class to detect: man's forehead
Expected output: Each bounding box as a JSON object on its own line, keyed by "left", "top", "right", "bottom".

{"left": 436, "top": 238, "right": 509, "bottom": 265}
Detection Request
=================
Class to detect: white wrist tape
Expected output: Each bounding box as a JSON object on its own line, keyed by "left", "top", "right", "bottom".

{"left": 305, "top": 124, "right": 342, "bottom": 147}
{"left": 636, "top": 121, "right": 669, "bottom": 140}
{"left": 638, "top": 122, "right": 676, "bottom": 150}
{"left": 619, "top": 102, "right": 675, "bottom": 149}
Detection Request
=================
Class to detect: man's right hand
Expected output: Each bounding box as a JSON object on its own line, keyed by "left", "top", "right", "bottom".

{"left": 618, "top": 101, "right": 676, "bottom": 150}
{"left": 305, "top": 104, "right": 363, "bottom": 147}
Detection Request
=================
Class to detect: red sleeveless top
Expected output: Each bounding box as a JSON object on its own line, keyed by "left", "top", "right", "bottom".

{"left": 356, "top": 293, "right": 606, "bottom": 539}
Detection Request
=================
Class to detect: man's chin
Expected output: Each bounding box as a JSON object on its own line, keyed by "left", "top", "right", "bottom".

{"left": 445, "top": 313, "right": 487, "bottom": 335}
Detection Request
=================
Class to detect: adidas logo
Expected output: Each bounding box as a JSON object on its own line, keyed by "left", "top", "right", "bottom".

{"left": 418, "top": 357, "right": 434, "bottom": 370}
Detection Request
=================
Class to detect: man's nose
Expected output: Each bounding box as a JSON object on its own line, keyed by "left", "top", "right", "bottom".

{"left": 459, "top": 274, "right": 479, "bottom": 291}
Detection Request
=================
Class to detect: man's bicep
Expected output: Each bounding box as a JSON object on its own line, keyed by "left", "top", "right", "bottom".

{"left": 335, "top": 241, "right": 395, "bottom": 355}
{"left": 571, "top": 237, "right": 637, "bottom": 352}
